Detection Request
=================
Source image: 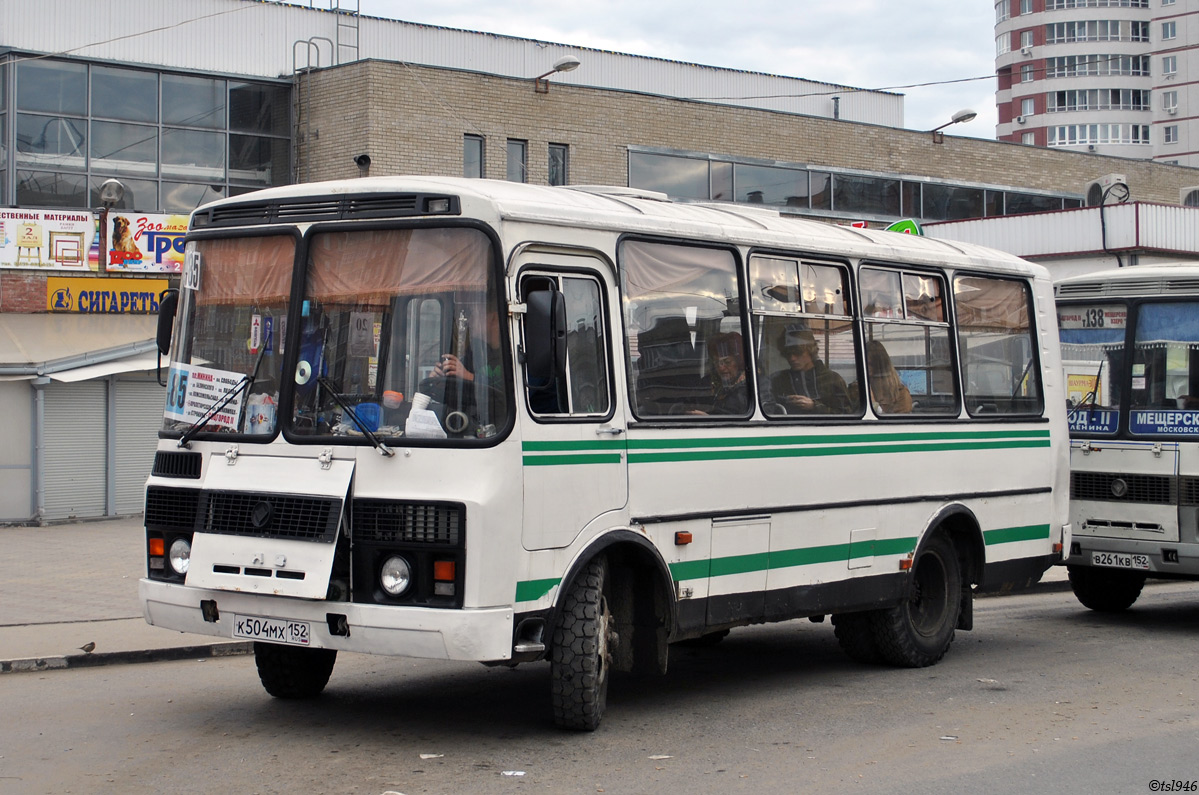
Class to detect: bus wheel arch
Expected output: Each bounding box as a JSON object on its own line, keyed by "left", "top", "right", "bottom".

{"left": 548, "top": 531, "right": 676, "bottom": 730}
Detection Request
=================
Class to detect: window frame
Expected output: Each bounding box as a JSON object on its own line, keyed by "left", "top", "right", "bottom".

{"left": 518, "top": 269, "right": 615, "bottom": 421}
{"left": 506, "top": 138, "right": 528, "bottom": 183}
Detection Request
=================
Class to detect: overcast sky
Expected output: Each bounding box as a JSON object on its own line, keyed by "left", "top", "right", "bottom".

{"left": 363, "top": 0, "right": 999, "bottom": 138}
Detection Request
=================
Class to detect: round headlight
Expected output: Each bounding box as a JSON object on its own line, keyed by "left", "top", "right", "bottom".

{"left": 380, "top": 555, "right": 412, "bottom": 596}
{"left": 168, "top": 537, "right": 191, "bottom": 575}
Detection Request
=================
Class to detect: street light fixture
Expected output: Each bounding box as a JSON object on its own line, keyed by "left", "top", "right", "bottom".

{"left": 930, "top": 109, "right": 978, "bottom": 143}
{"left": 534, "top": 55, "right": 581, "bottom": 93}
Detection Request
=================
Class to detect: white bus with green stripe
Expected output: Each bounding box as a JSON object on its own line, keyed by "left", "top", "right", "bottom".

{"left": 140, "top": 177, "right": 1069, "bottom": 731}
{"left": 1056, "top": 263, "right": 1199, "bottom": 611}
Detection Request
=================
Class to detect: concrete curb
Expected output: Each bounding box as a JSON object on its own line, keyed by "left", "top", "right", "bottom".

{"left": 0, "top": 641, "right": 252, "bottom": 675}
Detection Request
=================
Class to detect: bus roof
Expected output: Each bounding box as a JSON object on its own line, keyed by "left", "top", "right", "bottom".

{"left": 1055, "top": 262, "right": 1199, "bottom": 299}
{"left": 195, "top": 176, "right": 1043, "bottom": 278}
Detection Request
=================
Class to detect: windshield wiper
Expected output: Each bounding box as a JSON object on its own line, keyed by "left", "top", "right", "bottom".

{"left": 177, "top": 346, "right": 267, "bottom": 448}
{"left": 317, "top": 376, "right": 394, "bottom": 457}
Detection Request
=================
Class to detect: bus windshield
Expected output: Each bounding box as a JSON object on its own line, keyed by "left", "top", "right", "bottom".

{"left": 1058, "top": 302, "right": 1126, "bottom": 434}
{"left": 165, "top": 226, "right": 508, "bottom": 443}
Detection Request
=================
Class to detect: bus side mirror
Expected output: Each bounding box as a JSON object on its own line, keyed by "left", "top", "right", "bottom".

{"left": 525, "top": 289, "right": 568, "bottom": 411}
{"left": 156, "top": 289, "right": 179, "bottom": 355}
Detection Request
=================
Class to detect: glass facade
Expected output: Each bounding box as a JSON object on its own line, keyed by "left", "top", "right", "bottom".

{"left": 4, "top": 55, "right": 289, "bottom": 212}
{"left": 629, "top": 148, "right": 1082, "bottom": 222}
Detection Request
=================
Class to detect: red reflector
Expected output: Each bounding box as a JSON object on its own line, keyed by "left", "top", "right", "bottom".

{"left": 899, "top": 558, "right": 913, "bottom": 571}
{"left": 675, "top": 531, "right": 693, "bottom": 545}
{"left": 433, "top": 560, "right": 456, "bottom": 581}
{"left": 148, "top": 538, "right": 165, "bottom": 556}
{"left": 1053, "top": 542, "right": 1063, "bottom": 554}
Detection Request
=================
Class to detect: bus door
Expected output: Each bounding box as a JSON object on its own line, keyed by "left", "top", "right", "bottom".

{"left": 516, "top": 260, "right": 628, "bottom": 550}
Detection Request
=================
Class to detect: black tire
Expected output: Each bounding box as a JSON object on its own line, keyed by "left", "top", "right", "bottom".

{"left": 870, "top": 533, "right": 962, "bottom": 667}
{"left": 1068, "top": 565, "right": 1146, "bottom": 612}
{"left": 831, "top": 612, "right": 884, "bottom": 665}
{"left": 550, "top": 557, "right": 612, "bottom": 731}
{"left": 253, "top": 642, "right": 337, "bottom": 699}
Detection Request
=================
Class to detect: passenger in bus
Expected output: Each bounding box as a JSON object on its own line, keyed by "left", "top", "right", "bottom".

{"left": 688, "top": 332, "right": 748, "bottom": 415}
{"left": 865, "top": 340, "right": 913, "bottom": 414}
{"left": 770, "top": 326, "right": 852, "bottom": 414}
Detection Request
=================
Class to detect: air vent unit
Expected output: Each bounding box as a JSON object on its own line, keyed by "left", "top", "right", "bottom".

{"left": 1085, "top": 174, "right": 1127, "bottom": 207}
{"left": 1016, "top": 115, "right": 1027, "bottom": 124}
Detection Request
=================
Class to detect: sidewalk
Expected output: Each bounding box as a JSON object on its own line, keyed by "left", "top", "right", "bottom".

{"left": 0, "top": 515, "right": 1072, "bottom": 675}
{"left": 0, "top": 516, "right": 249, "bottom": 674}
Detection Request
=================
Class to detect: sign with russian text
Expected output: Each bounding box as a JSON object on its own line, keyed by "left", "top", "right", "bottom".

{"left": 1058, "top": 307, "right": 1127, "bottom": 330}
{"left": 107, "top": 212, "right": 189, "bottom": 272}
{"left": 163, "top": 363, "right": 245, "bottom": 430}
{"left": 0, "top": 209, "right": 99, "bottom": 270}
{"left": 47, "top": 277, "right": 169, "bottom": 313}
{"left": 1067, "top": 409, "right": 1117, "bottom": 434}
{"left": 1130, "top": 409, "right": 1199, "bottom": 435}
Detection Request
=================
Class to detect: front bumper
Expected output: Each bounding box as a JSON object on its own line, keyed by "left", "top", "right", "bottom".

{"left": 140, "top": 579, "right": 514, "bottom": 661}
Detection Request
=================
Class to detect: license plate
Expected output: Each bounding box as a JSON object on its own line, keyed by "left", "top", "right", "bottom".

{"left": 232, "top": 614, "right": 310, "bottom": 646}
{"left": 1091, "top": 551, "right": 1151, "bottom": 570}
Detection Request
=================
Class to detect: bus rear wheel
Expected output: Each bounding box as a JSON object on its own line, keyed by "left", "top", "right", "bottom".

{"left": 1068, "top": 565, "right": 1146, "bottom": 612}
{"left": 253, "top": 642, "right": 337, "bottom": 699}
{"left": 871, "top": 533, "right": 961, "bottom": 667}
{"left": 550, "top": 557, "right": 612, "bottom": 731}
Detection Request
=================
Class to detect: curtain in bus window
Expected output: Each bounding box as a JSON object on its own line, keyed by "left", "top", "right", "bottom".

{"left": 954, "top": 275, "right": 1041, "bottom": 416}
{"left": 1132, "top": 302, "right": 1199, "bottom": 410}
{"left": 193, "top": 236, "right": 295, "bottom": 305}
{"left": 620, "top": 240, "right": 745, "bottom": 418}
{"left": 307, "top": 228, "right": 491, "bottom": 303}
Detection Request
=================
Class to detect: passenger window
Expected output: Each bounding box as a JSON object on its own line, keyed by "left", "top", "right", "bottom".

{"left": 620, "top": 241, "right": 748, "bottom": 419}
{"left": 521, "top": 274, "right": 610, "bottom": 417}
{"left": 862, "top": 267, "right": 957, "bottom": 416}
{"left": 954, "top": 275, "right": 1042, "bottom": 416}
{"left": 751, "top": 256, "right": 860, "bottom": 418}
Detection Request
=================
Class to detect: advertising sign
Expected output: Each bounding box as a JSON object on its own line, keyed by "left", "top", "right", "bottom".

{"left": 163, "top": 363, "right": 246, "bottom": 430}
{"left": 0, "top": 209, "right": 99, "bottom": 270}
{"left": 106, "top": 212, "right": 189, "bottom": 272}
{"left": 47, "top": 277, "right": 170, "bottom": 314}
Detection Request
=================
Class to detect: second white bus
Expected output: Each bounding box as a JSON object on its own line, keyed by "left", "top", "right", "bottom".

{"left": 141, "top": 177, "right": 1070, "bottom": 730}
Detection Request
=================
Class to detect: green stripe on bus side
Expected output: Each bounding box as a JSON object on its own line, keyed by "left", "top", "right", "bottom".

{"left": 627, "top": 438, "right": 1049, "bottom": 465}
{"left": 625, "top": 429, "right": 1049, "bottom": 451}
{"left": 523, "top": 439, "right": 630, "bottom": 452}
{"left": 514, "top": 577, "right": 561, "bottom": 602}
{"left": 518, "top": 526, "right": 1045, "bottom": 601}
{"left": 522, "top": 453, "right": 623, "bottom": 466}
{"left": 983, "top": 524, "right": 1052, "bottom": 545}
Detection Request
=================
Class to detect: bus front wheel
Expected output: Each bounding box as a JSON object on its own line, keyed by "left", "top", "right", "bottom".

{"left": 253, "top": 642, "right": 337, "bottom": 699}
{"left": 1068, "top": 565, "right": 1146, "bottom": 612}
{"left": 871, "top": 533, "right": 961, "bottom": 667}
{"left": 550, "top": 557, "right": 612, "bottom": 731}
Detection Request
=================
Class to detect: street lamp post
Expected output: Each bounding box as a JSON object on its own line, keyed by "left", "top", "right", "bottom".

{"left": 930, "top": 109, "right": 978, "bottom": 143}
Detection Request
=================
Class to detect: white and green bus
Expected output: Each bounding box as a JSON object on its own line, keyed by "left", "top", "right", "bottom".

{"left": 1057, "top": 263, "right": 1199, "bottom": 611}
{"left": 141, "top": 177, "right": 1069, "bottom": 730}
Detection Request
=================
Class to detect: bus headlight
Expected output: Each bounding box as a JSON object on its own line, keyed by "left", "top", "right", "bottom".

{"left": 168, "top": 538, "right": 191, "bottom": 576}
{"left": 380, "top": 555, "right": 412, "bottom": 596}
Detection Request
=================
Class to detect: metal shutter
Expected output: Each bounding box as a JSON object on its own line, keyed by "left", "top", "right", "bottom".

{"left": 42, "top": 381, "right": 107, "bottom": 521}
{"left": 114, "top": 378, "right": 165, "bottom": 515}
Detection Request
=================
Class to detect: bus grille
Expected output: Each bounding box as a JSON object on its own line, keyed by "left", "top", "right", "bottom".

{"left": 145, "top": 486, "right": 202, "bottom": 529}
{"left": 1182, "top": 477, "right": 1199, "bottom": 506}
{"left": 353, "top": 500, "right": 463, "bottom": 546}
{"left": 1071, "top": 471, "right": 1176, "bottom": 504}
{"left": 199, "top": 491, "right": 341, "bottom": 543}
{"left": 191, "top": 193, "right": 458, "bottom": 228}
{"left": 152, "top": 451, "right": 202, "bottom": 479}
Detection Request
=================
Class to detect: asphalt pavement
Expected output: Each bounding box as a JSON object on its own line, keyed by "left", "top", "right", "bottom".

{"left": 0, "top": 515, "right": 1072, "bottom": 675}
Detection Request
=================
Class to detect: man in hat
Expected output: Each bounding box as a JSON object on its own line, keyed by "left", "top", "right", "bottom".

{"left": 688, "top": 331, "right": 748, "bottom": 415}
{"left": 770, "top": 325, "right": 852, "bottom": 414}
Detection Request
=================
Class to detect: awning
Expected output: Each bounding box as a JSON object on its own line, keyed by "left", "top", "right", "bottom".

{"left": 0, "top": 314, "right": 158, "bottom": 379}
{"left": 48, "top": 351, "right": 163, "bottom": 382}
